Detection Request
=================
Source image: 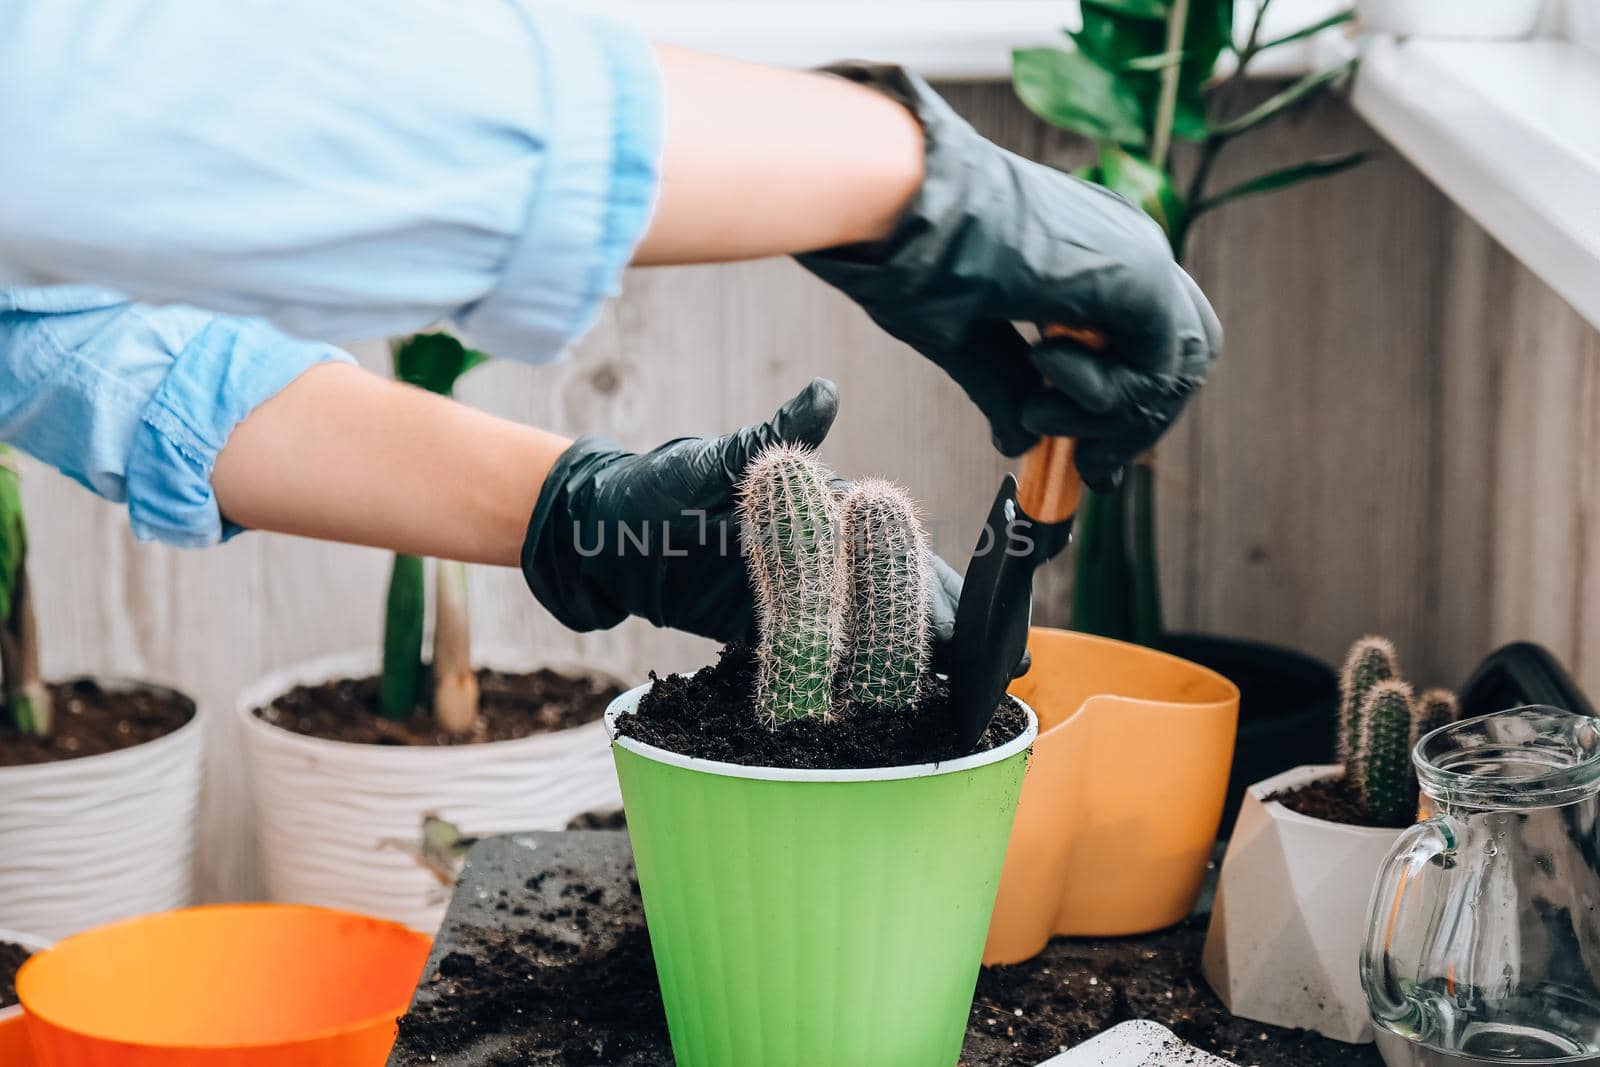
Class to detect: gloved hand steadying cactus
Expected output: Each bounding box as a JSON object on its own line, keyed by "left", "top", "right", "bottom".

{"left": 520, "top": 379, "right": 964, "bottom": 649}
{"left": 798, "top": 64, "right": 1222, "bottom": 490}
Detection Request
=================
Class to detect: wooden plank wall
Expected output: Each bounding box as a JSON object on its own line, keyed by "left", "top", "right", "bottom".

{"left": 13, "top": 85, "right": 1599, "bottom": 902}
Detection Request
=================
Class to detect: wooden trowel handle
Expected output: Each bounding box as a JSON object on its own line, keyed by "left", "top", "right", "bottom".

{"left": 1017, "top": 324, "right": 1106, "bottom": 524}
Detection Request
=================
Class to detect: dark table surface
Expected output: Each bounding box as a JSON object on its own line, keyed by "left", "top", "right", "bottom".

{"left": 388, "top": 832, "right": 1382, "bottom": 1067}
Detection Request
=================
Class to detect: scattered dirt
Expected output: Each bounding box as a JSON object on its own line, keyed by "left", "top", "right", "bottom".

{"left": 963, "top": 919, "right": 1380, "bottom": 1065}
{"left": 0, "top": 940, "right": 32, "bottom": 1010}
{"left": 565, "top": 809, "right": 627, "bottom": 831}
{"left": 1268, "top": 772, "right": 1412, "bottom": 829}
{"left": 394, "top": 870, "right": 669, "bottom": 1066}
{"left": 616, "top": 644, "right": 1028, "bottom": 770}
{"left": 0, "top": 679, "right": 195, "bottom": 767}
{"left": 394, "top": 881, "right": 1377, "bottom": 1066}
{"left": 256, "top": 668, "right": 620, "bottom": 746}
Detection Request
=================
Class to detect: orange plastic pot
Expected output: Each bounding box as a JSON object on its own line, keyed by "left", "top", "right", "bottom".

{"left": 985, "top": 628, "right": 1240, "bottom": 963}
{"left": 17, "top": 905, "right": 430, "bottom": 1067}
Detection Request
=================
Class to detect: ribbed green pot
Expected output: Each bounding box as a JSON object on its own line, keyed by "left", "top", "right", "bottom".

{"left": 606, "top": 685, "right": 1036, "bottom": 1067}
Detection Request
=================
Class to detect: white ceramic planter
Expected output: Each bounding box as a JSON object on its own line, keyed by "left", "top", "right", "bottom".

{"left": 1357, "top": 0, "right": 1547, "bottom": 40}
{"left": 238, "top": 648, "right": 623, "bottom": 932}
{"left": 1202, "top": 765, "right": 1403, "bottom": 1044}
{"left": 0, "top": 682, "right": 201, "bottom": 941}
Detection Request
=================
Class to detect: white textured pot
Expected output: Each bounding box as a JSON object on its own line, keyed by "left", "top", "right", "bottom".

{"left": 1357, "top": 0, "right": 1546, "bottom": 39}
{"left": 1202, "top": 765, "right": 1403, "bottom": 1044}
{"left": 0, "top": 682, "right": 201, "bottom": 941}
{"left": 238, "top": 648, "right": 623, "bottom": 932}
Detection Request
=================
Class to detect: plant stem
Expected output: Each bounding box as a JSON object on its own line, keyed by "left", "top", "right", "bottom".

{"left": 432, "top": 559, "right": 479, "bottom": 736}
{"left": 1186, "top": 0, "right": 1272, "bottom": 208}
{"left": 381, "top": 553, "right": 425, "bottom": 720}
{"left": 1150, "top": 0, "right": 1192, "bottom": 170}
{"left": 0, "top": 559, "right": 50, "bottom": 735}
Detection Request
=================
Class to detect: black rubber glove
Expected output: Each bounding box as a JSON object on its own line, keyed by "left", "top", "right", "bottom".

{"left": 797, "top": 64, "right": 1222, "bottom": 491}
{"left": 522, "top": 379, "right": 965, "bottom": 646}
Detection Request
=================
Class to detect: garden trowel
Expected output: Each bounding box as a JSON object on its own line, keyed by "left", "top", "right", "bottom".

{"left": 946, "top": 326, "right": 1096, "bottom": 751}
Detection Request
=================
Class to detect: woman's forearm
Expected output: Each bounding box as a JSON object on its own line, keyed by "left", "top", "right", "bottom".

{"left": 212, "top": 363, "right": 569, "bottom": 567}
{"left": 634, "top": 46, "right": 925, "bottom": 265}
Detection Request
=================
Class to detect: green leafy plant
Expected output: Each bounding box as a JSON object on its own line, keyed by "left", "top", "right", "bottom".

{"left": 1336, "top": 637, "right": 1457, "bottom": 825}
{"left": 841, "top": 479, "right": 933, "bottom": 710}
{"left": 740, "top": 446, "right": 847, "bottom": 725}
{"left": 0, "top": 447, "right": 49, "bottom": 736}
{"left": 1014, "top": 0, "right": 1367, "bottom": 646}
{"left": 381, "top": 333, "right": 490, "bottom": 734}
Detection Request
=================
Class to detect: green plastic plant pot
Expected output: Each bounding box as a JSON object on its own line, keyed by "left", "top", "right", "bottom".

{"left": 605, "top": 684, "right": 1037, "bottom": 1067}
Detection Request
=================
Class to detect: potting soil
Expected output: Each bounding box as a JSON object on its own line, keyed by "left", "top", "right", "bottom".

{"left": 1268, "top": 774, "right": 1412, "bottom": 829}
{"left": 617, "top": 644, "right": 1028, "bottom": 769}
{"left": 0, "top": 940, "right": 32, "bottom": 1010}
{"left": 256, "top": 667, "right": 619, "bottom": 746}
{"left": 0, "top": 680, "right": 194, "bottom": 767}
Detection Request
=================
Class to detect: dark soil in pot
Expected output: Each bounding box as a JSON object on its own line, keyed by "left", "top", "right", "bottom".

{"left": 0, "top": 940, "right": 33, "bottom": 1010}
{"left": 256, "top": 668, "right": 620, "bottom": 746}
{"left": 1165, "top": 634, "right": 1338, "bottom": 831}
{"left": 615, "top": 645, "right": 1028, "bottom": 769}
{"left": 0, "top": 679, "right": 195, "bottom": 768}
{"left": 1268, "top": 771, "right": 1409, "bottom": 829}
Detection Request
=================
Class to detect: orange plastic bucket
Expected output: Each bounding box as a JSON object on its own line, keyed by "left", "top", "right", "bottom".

{"left": 985, "top": 628, "right": 1240, "bottom": 963}
{"left": 17, "top": 905, "right": 430, "bottom": 1066}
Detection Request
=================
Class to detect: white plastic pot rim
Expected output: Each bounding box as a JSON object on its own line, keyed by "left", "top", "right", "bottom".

{"left": 0, "top": 678, "right": 199, "bottom": 786}
{"left": 1250, "top": 764, "right": 1408, "bottom": 840}
{"left": 236, "top": 648, "right": 626, "bottom": 763}
{"left": 0, "top": 928, "right": 53, "bottom": 1024}
{"left": 605, "top": 681, "right": 1039, "bottom": 783}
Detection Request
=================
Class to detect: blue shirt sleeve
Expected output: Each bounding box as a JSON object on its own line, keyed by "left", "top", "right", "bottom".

{"left": 0, "top": 287, "right": 354, "bottom": 548}
{"left": 0, "top": 0, "right": 662, "bottom": 363}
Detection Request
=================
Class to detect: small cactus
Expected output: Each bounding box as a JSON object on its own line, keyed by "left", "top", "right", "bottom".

{"left": 840, "top": 479, "right": 932, "bottom": 710}
{"left": 1339, "top": 636, "right": 1399, "bottom": 763}
{"left": 1414, "top": 688, "right": 1459, "bottom": 743}
{"left": 1352, "top": 680, "right": 1418, "bottom": 826}
{"left": 741, "top": 446, "right": 846, "bottom": 726}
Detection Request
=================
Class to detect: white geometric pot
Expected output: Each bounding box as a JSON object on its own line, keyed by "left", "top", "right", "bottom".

{"left": 1356, "top": 0, "right": 1547, "bottom": 40}
{"left": 238, "top": 648, "right": 623, "bottom": 933}
{"left": 1202, "top": 765, "right": 1403, "bottom": 1044}
{"left": 0, "top": 682, "right": 202, "bottom": 941}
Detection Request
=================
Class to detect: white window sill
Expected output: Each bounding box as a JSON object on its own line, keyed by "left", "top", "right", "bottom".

{"left": 1349, "top": 37, "right": 1600, "bottom": 330}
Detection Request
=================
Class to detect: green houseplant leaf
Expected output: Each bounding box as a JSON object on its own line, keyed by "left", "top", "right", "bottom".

{"left": 1098, "top": 146, "right": 1188, "bottom": 239}
{"left": 1013, "top": 46, "right": 1148, "bottom": 147}
{"left": 1212, "top": 57, "right": 1358, "bottom": 138}
{"left": 1195, "top": 151, "right": 1370, "bottom": 216}
{"left": 380, "top": 333, "right": 490, "bottom": 724}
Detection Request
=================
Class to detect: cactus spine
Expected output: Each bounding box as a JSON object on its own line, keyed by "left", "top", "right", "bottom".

{"left": 1336, "top": 638, "right": 1462, "bottom": 825}
{"left": 741, "top": 446, "right": 846, "bottom": 725}
{"left": 1352, "top": 680, "right": 1417, "bottom": 826}
{"left": 1339, "top": 636, "right": 1398, "bottom": 763}
{"left": 841, "top": 479, "right": 932, "bottom": 710}
{"left": 1415, "top": 688, "right": 1459, "bottom": 742}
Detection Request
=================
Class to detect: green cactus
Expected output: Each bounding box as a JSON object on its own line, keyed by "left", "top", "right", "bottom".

{"left": 840, "top": 479, "right": 932, "bottom": 710}
{"left": 1339, "top": 636, "right": 1398, "bottom": 764}
{"left": 1414, "top": 688, "right": 1459, "bottom": 743}
{"left": 740, "top": 445, "right": 846, "bottom": 725}
{"left": 1353, "top": 680, "right": 1418, "bottom": 826}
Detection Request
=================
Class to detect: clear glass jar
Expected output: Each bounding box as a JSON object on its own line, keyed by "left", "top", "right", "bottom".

{"left": 1362, "top": 706, "right": 1600, "bottom": 1065}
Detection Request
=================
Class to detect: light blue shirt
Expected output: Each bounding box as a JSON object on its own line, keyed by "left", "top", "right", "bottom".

{"left": 0, "top": 0, "right": 663, "bottom": 546}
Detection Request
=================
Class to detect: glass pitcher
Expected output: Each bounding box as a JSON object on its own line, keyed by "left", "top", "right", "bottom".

{"left": 1362, "top": 706, "right": 1600, "bottom": 1065}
